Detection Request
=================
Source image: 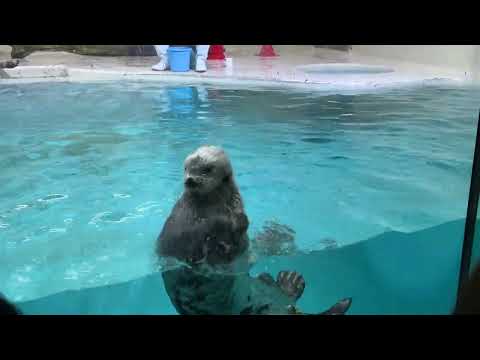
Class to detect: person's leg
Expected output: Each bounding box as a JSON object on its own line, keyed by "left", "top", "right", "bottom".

{"left": 195, "top": 45, "right": 210, "bottom": 72}
{"left": 195, "top": 45, "right": 209, "bottom": 58}
{"left": 152, "top": 45, "right": 170, "bottom": 71}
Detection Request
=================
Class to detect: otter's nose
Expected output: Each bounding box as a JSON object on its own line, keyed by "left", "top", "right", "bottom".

{"left": 185, "top": 177, "right": 197, "bottom": 188}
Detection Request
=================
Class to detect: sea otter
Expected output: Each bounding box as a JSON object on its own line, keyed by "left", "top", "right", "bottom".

{"left": 156, "top": 145, "right": 351, "bottom": 315}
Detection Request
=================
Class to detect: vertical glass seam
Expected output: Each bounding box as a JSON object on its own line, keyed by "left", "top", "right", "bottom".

{"left": 456, "top": 110, "right": 480, "bottom": 306}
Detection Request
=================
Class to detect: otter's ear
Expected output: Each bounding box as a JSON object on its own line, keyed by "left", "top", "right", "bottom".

{"left": 222, "top": 174, "right": 231, "bottom": 183}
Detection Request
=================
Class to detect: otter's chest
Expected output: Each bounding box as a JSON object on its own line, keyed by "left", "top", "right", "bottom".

{"left": 188, "top": 202, "right": 232, "bottom": 221}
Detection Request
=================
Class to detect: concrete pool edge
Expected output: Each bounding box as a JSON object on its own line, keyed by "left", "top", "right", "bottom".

{"left": 295, "top": 63, "right": 396, "bottom": 74}
{"left": 0, "top": 65, "right": 471, "bottom": 94}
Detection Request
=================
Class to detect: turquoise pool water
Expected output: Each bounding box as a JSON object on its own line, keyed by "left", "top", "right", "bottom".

{"left": 0, "top": 81, "right": 479, "bottom": 312}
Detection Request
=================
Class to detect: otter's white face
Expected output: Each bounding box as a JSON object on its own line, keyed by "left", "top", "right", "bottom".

{"left": 183, "top": 146, "right": 233, "bottom": 196}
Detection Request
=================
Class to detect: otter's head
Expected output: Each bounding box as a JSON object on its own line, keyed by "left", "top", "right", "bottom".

{"left": 183, "top": 146, "right": 233, "bottom": 196}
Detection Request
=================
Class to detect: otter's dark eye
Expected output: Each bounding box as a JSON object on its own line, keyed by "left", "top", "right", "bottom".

{"left": 203, "top": 166, "right": 213, "bottom": 174}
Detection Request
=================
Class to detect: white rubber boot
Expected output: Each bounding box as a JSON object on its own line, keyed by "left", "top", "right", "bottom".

{"left": 195, "top": 55, "right": 207, "bottom": 72}
{"left": 152, "top": 54, "right": 169, "bottom": 71}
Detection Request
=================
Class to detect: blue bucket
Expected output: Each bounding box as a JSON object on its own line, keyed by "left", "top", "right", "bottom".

{"left": 167, "top": 47, "right": 192, "bottom": 72}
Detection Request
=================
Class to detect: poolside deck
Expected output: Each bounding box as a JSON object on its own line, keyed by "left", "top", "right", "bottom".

{"left": 0, "top": 45, "right": 472, "bottom": 91}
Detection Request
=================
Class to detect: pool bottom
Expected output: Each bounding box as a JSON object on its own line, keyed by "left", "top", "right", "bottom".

{"left": 17, "top": 218, "right": 469, "bottom": 315}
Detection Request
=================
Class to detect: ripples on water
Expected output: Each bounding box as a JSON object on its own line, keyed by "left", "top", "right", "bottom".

{"left": 0, "top": 81, "right": 479, "bottom": 301}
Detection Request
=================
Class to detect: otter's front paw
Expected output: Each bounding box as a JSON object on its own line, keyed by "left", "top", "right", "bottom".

{"left": 235, "top": 213, "right": 249, "bottom": 233}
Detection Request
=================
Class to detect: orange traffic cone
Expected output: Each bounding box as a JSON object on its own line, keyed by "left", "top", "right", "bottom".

{"left": 208, "top": 45, "right": 226, "bottom": 60}
{"left": 257, "top": 45, "right": 277, "bottom": 57}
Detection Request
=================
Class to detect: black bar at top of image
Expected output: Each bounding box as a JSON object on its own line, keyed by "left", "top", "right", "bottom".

{"left": 456, "top": 110, "right": 480, "bottom": 306}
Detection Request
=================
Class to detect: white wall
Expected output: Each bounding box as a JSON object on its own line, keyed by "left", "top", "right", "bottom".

{"left": 0, "top": 45, "right": 11, "bottom": 60}
{"left": 352, "top": 45, "right": 480, "bottom": 77}
{"left": 226, "top": 45, "right": 316, "bottom": 57}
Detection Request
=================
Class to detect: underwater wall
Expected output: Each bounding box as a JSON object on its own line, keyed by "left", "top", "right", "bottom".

{"left": 17, "top": 219, "right": 472, "bottom": 315}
